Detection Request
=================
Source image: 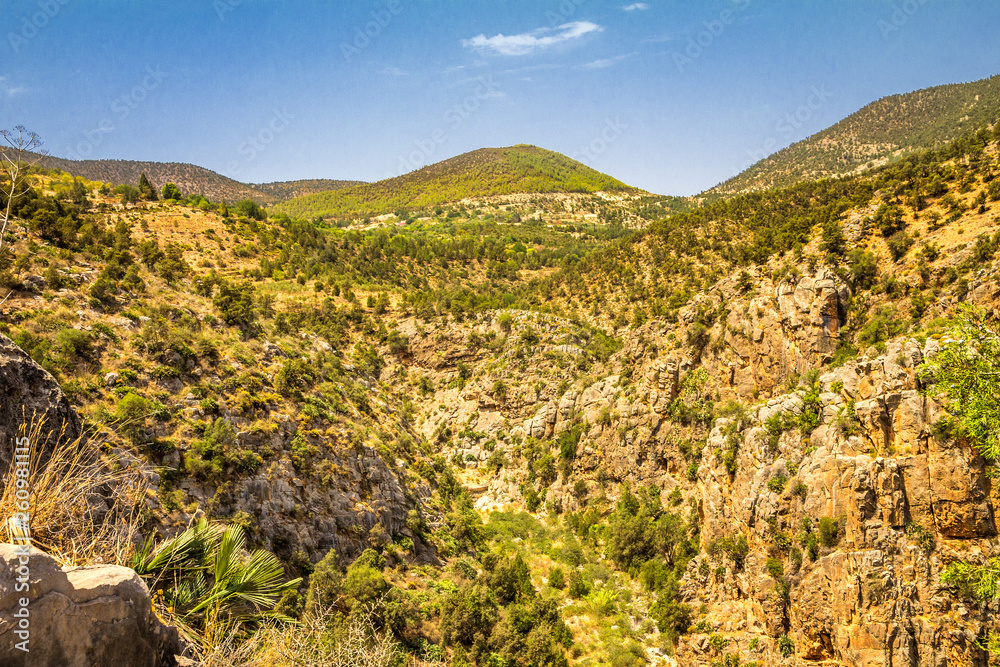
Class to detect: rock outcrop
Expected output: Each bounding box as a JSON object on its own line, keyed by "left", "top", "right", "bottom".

{"left": 154, "top": 400, "right": 438, "bottom": 565}
{"left": 0, "top": 334, "right": 82, "bottom": 468}
{"left": 0, "top": 545, "right": 181, "bottom": 667}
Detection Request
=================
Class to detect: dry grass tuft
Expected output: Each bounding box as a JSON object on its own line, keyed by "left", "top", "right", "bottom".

{"left": 192, "top": 603, "right": 442, "bottom": 667}
{"left": 0, "top": 417, "right": 144, "bottom": 567}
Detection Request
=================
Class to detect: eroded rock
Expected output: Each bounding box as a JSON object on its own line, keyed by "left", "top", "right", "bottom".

{"left": 0, "top": 545, "right": 181, "bottom": 667}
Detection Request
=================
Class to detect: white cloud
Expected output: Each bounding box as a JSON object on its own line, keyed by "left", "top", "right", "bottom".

{"left": 0, "top": 77, "right": 28, "bottom": 96}
{"left": 582, "top": 53, "right": 633, "bottom": 69}
{"left": 622, "top": 3, "right": 649, "bottom": 11}
{"left": 462, "top": 21, "right": 602, "bottom": 56}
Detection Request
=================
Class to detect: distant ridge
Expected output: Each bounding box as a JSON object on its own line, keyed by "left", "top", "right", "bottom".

{"left": 711, "top": 73, "right": 1000, "bottom": 195}
{"left": 252, "top": 179, "right": 364, "bottom": 202}
{"left": 32, "top": 155, "right": 363, "bottom": 205}
{"left": 34, "top": 155, "right": 277, "bottom": 204}
{"left": 273, "top": 145, "right": 639, "bottom": 219}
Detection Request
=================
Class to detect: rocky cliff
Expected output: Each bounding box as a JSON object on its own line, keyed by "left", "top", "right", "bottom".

{"left": 401, "top": 266, "right": 999, "bottom": 666}
{"left": 679, "top": 337, "right": 997, "bottom": 666}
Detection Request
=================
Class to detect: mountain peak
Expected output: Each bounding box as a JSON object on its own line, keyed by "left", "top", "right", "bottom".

{"left": 273, "top": 145, "right": 639, "bottom": 219}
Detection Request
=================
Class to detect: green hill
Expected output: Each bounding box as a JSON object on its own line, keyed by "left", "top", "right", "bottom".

{"left": 711, "top": 74, "right": 1000, "bottom": 195}
{"left": 272, "top": 145, "right": 639, "bottom": 219}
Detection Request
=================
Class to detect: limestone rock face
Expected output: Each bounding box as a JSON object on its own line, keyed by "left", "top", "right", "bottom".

{"left": 0, "top": 334, "right": 82, "bottom": 467}
{"left": 928, "top": 435, "right": 995, "bottom": 539}
{"left": 674, "top": 339, "right": 999, "bottom": 666}
{"left": 713, "top": 268, "right": 852, "bottom": 399}
{"left": 453, "top": 296, "right": 998, "bottom": 666}
{"left": 0, "top": 545, "right": 181, "bottom": 667}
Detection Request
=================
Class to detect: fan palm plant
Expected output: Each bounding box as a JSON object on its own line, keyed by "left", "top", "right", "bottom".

{"left": 132, "top": 518, "right": 301, "bottom": 632}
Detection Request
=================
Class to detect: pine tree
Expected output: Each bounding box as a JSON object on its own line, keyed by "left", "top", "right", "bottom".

{"left": 137, "top": 172, "right": 158, "bottom": 201}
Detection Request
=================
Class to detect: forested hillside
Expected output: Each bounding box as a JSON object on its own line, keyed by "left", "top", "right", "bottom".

{"left": 2, "top": 108, "right": 1000, "bottom": 667}
{"left": 713, "top": 74, "right": 1000, "bottom": 195}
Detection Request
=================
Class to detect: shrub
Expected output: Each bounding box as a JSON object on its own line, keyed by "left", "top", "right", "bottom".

{"left": 767, "top": 474, "right": 788, "bottom": 494}
{"left": 155, "top": 243, "right": 190, "bottom": 282}
{"left": 797, "top": 369, "right": 822, "bottom": 435}
{"left": 567, "top": 569, "right": 589, "bottom": 598}
{"left": 858, "top": 306, "right": 906, "bottom": 350}
{"left": 114, "top": 392, "right": 149, "bottom": 445}
{"left": 548, "top": 566, "right": 565, "bottom": 590}
{"left": 302, "top": 549, "right": 341, "bottom": 615}
{"left": 846, "top": 249, "right": 878, "bottom": 291}
{"left": 213, "top": 280, "right": 257, "bottom": 328}
{"left": 717, "top": 533, "right": 750, "bottom": 570}
{"left": 818, "top": 516, "right": 840, "bottom": 548}
{"left": 887, "top": 231, "right": 914, "bottom": 262}
{"left": 234, "top": 199, "right": 265, "bottom": 221}
{"left": 342, "top": 562, "right": 390, "bottom": 610}
{"left": 905, "top": 521, "right": 936, "bottom": 553}
{"left": 355, "top": 548, "right": 386, "bottom": 571}
{"left": 765, "top": 557, "right": 784, "bottom": 581}
{"left": 55, "top": 328, "right": 94, "bottom": 361}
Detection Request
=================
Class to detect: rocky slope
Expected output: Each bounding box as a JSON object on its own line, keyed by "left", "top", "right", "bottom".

{"left": 398, "top": 262, "right": 999, "bottom": 666}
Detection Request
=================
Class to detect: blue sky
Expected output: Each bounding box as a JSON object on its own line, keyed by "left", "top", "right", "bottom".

{"left": 2, "top": 0, "right": 999, "bottom": 195}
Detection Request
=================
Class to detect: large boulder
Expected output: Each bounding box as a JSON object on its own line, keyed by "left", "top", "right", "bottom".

{"left": 0, "top": 334, "right": 82, "bottom": 468}
{"left": 0, "top": 545, "right": 181, "bottom": 667}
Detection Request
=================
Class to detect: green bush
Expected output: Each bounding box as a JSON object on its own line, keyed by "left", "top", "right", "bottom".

{"left": 304, "top": 549, "right": 342, "bottom": 615}
{"left": 905, "top": 521, "right": 936, "bottom": 553}
{"left": 887, "top": 231, "right": 914, "bottom": 262}
{"left": 818, "top": 516, "right": 840, "bottom": 548}
{"left": 567, "top": 569, "right": 589, "bottom": 598}
{"left": 767, "top": 474, "right": 788, "bottom": 494}
{"left": 548, "top": 566, "right": 565, "bottom": 590}
{"left": 213, "top": 279, "right": 257, "bottom": 328}
{"left": 716, "top": 533, "right": 749, "bottom": 570}
{"left": 114, "top": 392, "right": 150, "bottom": 445}
{"left": 342, "top": 561, "right": 389, "bottom": 610}
{"left": 857, "top": 306, "right": 906, "bottom": 350}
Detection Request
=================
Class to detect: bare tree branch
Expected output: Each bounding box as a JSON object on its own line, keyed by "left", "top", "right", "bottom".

{"left": 0, "top": 126, "right": 47, "bottom": 302}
